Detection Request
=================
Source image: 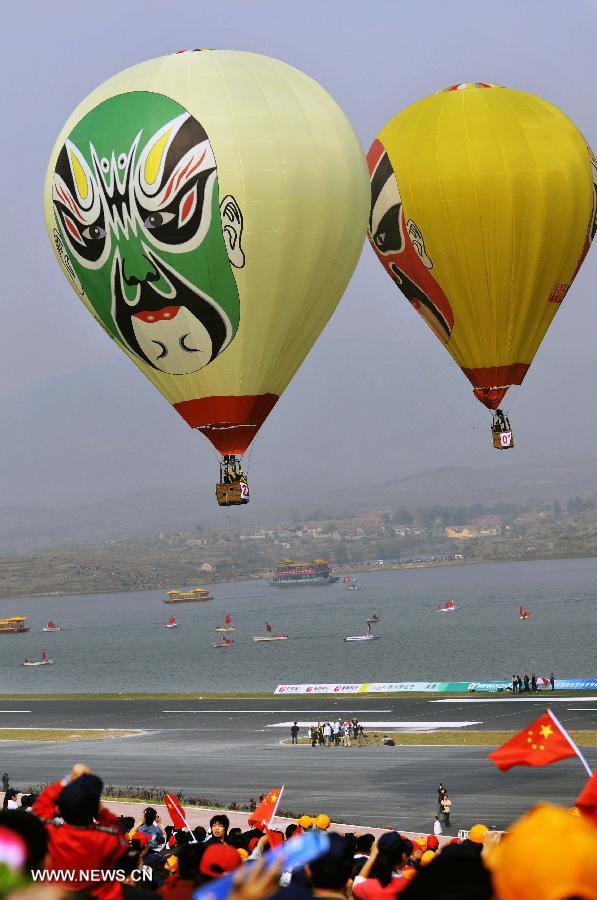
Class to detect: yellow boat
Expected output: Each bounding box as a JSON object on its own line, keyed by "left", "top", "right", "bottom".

{"left": 0, "top": 616, "right": 29, "bottom": 634}
{"left": 164, "top": 588, "right": 213, "bottom": 604}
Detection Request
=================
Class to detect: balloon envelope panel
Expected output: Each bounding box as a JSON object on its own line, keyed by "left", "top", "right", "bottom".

{"left": 46, "top": 50, "right": 369, "bottom": 452}
{"left": 368, "top": 83, "right": 596, "bottom": 409}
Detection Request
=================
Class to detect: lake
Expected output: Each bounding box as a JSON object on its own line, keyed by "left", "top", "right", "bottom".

{"left": 0, "top": 557, "right": 595, "bottom": 692}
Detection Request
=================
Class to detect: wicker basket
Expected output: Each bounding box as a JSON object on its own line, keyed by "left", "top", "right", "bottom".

{"left": 492, "top": 430, "right": 515, "bottom": 450}
{"left": 215, "top": 481, "right": 250, "bottom": 506}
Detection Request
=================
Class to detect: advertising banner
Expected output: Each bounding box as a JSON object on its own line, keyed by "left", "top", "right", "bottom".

{"left": 274, "top": 679, "right": 597, "bottom": 695}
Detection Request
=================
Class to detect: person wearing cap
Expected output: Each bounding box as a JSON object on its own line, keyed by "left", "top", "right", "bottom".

{"left": 353, "top": 832, "right": 413, "bottom": 898}
{"left": 32, "top": 762, "right": 127, "bottom": 899}
{"left": 425, "top": 834, "right": 439, "bottom": 852}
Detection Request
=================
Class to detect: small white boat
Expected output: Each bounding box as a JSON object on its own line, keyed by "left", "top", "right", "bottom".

{"left": 23, "top": 652, "right": 54, "bottom": 667}
{"left": 253, "top": 623, "right": 287, "bottom": 642}
{"left": 344, "top": 620, "right": 380, "bottom": 642}
{"left": 162, "top": 616, "right": 178, "bottom": 629}
{"left": 216, "top": 615, "right": 235, "bottom": 633}
{"left": 438, "top": 599, "right": 458, "bottom": 612}
{"left": 213, "top": 637, "right": 234, "bottom": 648}
{"left": 344, "top": 634, "right": 380, "bottom": 642}
{"left": 42, "top": 620, "right": 62, "bottom": 632}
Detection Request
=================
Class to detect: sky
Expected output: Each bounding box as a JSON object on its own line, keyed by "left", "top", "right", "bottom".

{"left": 2, "top": 0, "right": 597, "bottom": 522}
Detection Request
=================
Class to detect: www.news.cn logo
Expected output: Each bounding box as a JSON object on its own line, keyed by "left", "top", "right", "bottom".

{"left": 32, "top": 867, "right": 152, "bottom": 883}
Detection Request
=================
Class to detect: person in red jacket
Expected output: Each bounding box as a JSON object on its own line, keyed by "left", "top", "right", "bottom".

{"left": 32, "top": 763, "right": 128, "bottom": 899}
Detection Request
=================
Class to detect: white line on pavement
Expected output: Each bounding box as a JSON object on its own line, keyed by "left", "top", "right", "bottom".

{"left": 430, "top": 697, "right": 597, "bottom": 703}
{"left": 0, "top": 711, "right": 31, "bottom": 714}
{"left": 268, "top": 720, "right": 482, "bottom": 728}
{"left": 161, "top": 709, "right": 393, "bottom": 714}
{"left": 567, "top": 708, "right": 597, "bottom": 711}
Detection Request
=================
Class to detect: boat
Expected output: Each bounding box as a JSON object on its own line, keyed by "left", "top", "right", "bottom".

{"left": 270, "top": 559, "right": 340, "bottom": 587}
{"left": 344, "top": 620, "right": 381, "bottom": 642}
{"left": 369, "top": 611, "right": 379, "bottom": 622}
{"left": 438, "top": 599, "right": 458, "bottom": 612}
{"left": 213, "top": 636, "right": 234, "bottom": 648}
{"left": 162, "top": 615, "right": 178, "bottom": 629}
{"left": 519, "top": 605, "right": 534, "bottom": 620}
{"left": 0, "top": 616, "right": 29, "bottom": 634}
{"left": 252, "top": 623, "right": 288, "bottom": 642}
{"left": 42, "top": 620, "right": 62, "bottom": 632}
{"left": 164, "top": 587, "right": 213, "bottom": 603}
{"left": 23, "top": 650, "right": 53, "bottom": 666}
{"left": 215, "top": 614, "right": 235, "bottom": 633}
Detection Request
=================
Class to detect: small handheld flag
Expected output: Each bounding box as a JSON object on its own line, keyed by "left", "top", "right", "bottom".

{"left": 247, "top": 786, "right": 284, "bottom": 830}
{"left": 487, "top": 709, "right": 591, "bottom": 774}
{"left": 164, "top": 793, "right": 197, "bottom": 840}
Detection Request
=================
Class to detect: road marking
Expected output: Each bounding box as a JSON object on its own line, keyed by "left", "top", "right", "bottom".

{"left": 161, "top": 709, "right": 393, "bottom": 714}
{"left": 431, "top": 697, "right": 597, "bottom": 703}
{"left": 268, "top": 720, "right": 482, "bottom": 729}
{"left": 567, "top": 708, "right": 597, "bottom": 711}
{"left": 0, "top": 711, "right": 31, "bottom": 714}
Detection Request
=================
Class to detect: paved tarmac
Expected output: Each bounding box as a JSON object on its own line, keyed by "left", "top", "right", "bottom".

{"left": 0, "top": 696, "right": 595, "bottom": 832}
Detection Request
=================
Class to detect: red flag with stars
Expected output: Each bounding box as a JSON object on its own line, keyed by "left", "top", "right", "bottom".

{"left": 164, "top": 793, "right": 188, "bottom": 830}
{"left": 247, "top": 786, "right": 284, "bottom": 829}
{"left": 487, "top": 710, "right": 576, "bottom": 771}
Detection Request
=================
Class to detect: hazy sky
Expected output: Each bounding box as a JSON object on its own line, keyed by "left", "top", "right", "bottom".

{"left": 2, "top": 1, "right": 597, "bottom": 518}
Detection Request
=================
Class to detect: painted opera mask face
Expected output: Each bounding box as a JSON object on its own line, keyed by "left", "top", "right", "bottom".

{"left": 52, "top": 92, "right": 244, "bottom": 375}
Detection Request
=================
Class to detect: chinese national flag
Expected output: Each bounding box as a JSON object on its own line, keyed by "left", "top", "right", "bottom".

{"left": 164, "top": 793, "right": 187, "bottom": 830}
{"left": 247, "top": 786, "right": 284, "bottom": 829}
{"left": 576, "top": 770, "right": 597, "bottom": 824}
{"left": 487, "top": 711, "right": 576, "bottom": 771}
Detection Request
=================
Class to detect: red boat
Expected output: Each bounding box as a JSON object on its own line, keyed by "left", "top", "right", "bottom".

{"left": 42, "top": 620, "right": 62, "bottom": 632}
{"left": 438, "top": 599, "right": 458, "bottom": 612}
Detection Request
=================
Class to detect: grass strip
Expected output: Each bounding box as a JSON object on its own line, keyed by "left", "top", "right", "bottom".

{"left": 0, "top": 728, "right": 140, "bottom": 742}
{"left": 293, "top": 730, "right": 597, "bottom": 747}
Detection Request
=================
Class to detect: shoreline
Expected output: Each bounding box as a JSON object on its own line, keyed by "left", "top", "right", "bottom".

{"left": 2, "top": 553, "right": 597, "bottom": 600}
{"left": 0, "top": 690, "right": 596, "bottom": 700}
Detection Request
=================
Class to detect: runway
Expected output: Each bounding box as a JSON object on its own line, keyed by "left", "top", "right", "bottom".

{"left": 0, "top": 696, "right": 594, "bottom": 832}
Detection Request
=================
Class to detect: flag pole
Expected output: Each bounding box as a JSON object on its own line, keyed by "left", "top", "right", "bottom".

{"left": 548, "top": 709, "right": 592, "bottom": 777}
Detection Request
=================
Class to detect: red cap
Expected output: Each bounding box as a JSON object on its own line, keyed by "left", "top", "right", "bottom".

{"left": 426, "top": 835, "right": 439, "bottom": 850}
{"left": 200, "top": 843, "right": 243, "bottom": 877}
{"left": 130, "top": 831, "right": 151, "bottom": 847}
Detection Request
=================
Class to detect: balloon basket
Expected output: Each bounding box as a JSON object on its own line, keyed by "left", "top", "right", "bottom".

{"left": 216, "top": 481, "right": 250, "bottom": 507}
{"left": 492, "top": 429, "right": 515, "bottom": 450}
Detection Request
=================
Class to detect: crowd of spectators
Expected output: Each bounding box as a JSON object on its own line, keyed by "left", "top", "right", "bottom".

{"left": 0, "top": 765, "right": 596, "bottom": 899}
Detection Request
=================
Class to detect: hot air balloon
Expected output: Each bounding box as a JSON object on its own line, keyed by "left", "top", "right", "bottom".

{"left": 368, "top": 82, "right": 597, "bottom": 449}
{"left": 45, "top": 50, "right": 369, "bottom": 504}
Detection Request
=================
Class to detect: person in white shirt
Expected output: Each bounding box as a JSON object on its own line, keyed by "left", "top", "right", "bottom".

{"left": 433, "top": 815, "right": 443, "bottom": 836}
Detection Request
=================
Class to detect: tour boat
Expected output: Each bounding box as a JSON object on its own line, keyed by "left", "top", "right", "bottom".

{"left": 0, "top": 616, "right": 29, "bottom": 634}
{"left": 344, "top": 620, "right": 381, "bottom": 642}
{"left": 252, "top": 623, "right": 288, "bottom": 642}
{"left": 23, "top": 650, "right": 53, "bottom": 666}
{"left": 215, "top": 615, "right": 235, "bottom": 633}
{"left": 42, "top": 620, "right": 62, "bottom": 632}
{"left": 270, "top": 560, "right": 339, "bottom": 587}
{"left": 438, "top": 599, "right": 458, "bottom": 612}
{"left": 164, "top": 587, "right": 213, "bottom": 603}
{"left": 162, "top": 616, "right": 178, "bottom": 629}
{"left": 519, "top": 605, "right": 534, "bottom": 620}
{"left": 213, "top": 636, "right": 234, "bottom": 648}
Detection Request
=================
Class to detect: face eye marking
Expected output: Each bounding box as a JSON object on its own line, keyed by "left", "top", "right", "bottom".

{"left": 117, "top": 153, "right": 127, "bottom": 169}
{"left": 144, "top": 211, "right": 176, "bottom": 229}
{"left": 151, "top": 340, "right": 168, "bottom": 359}
{"left": 179, "top": 333, "right": 199, "bottom": 353}
{"left": 100, "top": 157, "right": 110, "bottom": 173}
{"left": 81, "top": 224, "right": 107, "bottom": 240}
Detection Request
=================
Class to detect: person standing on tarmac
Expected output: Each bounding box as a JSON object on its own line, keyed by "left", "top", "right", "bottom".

{"left": 290, "top": 722, "right": 299, "bottom": 744}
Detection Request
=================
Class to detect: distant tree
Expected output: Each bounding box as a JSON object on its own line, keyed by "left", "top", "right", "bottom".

{"left": 393, "top": 509, "right": 413, "bottom": 526}
{"left": 553, "top": 500, "right": 562, "bottom": 519}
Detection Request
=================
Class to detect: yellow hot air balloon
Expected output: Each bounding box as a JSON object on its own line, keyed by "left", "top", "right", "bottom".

{"left": 45, "top": 50, "right": 369, "bottom": 503}
{"left": 368, "top": 82, "right": 597, "bottom": 449}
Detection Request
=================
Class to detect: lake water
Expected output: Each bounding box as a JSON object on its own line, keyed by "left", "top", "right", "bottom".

{"left": 0, "top": 558, "right": 595, "bottom": 692}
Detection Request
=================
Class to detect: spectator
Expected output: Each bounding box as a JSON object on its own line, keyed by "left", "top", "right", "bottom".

{"left": 32, "top": 762, "right": 128, "bottom": 898}
{"left": 134, "top": 806, "right": 166, "bottom": 850}
{"left": 308, "top": 833, "right": 354, "bottom": 897}
{"left": 192, "top": 825, "right": 207, "bottom": 844}
{"left": 1, "top": 773, "right": 9, "bottom": 792}
{"left": 323, "top": 722, "right": 332, "bottom": 747}
{"left": 437, "top": 784, "right": 445, "bottom": 816}
{"left": 207, "top": 813, "right": 230, "bottom": 844}
{"left": 343, "top": 723, "right": 351, "bottom": 748}
{"left": 310, "top": 725, "right": 317, "bottom": 748}
{"left": 0, "top": 808, "right": 48, "bottom": 873}
{"left": 550, "top": 671, "right": 556, "bottom": 691}
{"left": 2, "top": 788, "right": 19, "bottom": 810}
{"left": 290, "top": 722, "right": 300, "bottom": 745}
{"left": 440, "top": 793, "right": 452, "bottom": 827}
{"left": 433, "top": 816, "right": 442, "bottom": 837}
{"left": 531, "top": 673, "right": 537, "bottom": 692}
{"left": 353, "top": 832, "right": 413, "bottom": 898}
